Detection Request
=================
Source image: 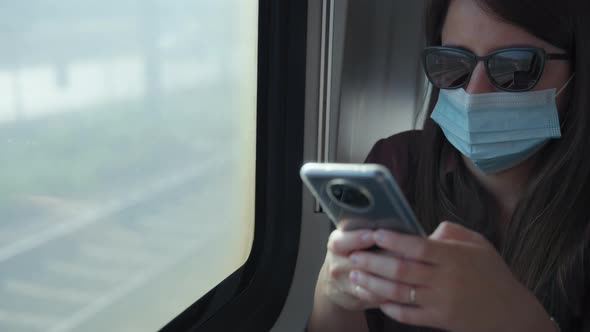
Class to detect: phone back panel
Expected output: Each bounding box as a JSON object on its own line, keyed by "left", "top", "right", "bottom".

{"left": 300, "top": 163, "right": 425, "bottom": 236}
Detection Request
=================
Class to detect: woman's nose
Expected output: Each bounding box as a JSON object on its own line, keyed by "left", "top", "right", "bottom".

{"left": 465, "top": 62, "right": 496, "bottom": 94}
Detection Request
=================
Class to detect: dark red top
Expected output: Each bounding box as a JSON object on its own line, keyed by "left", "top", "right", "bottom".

{"left": 363, "top": 130, "right": 447, "bottom": 332}
{"left": 361, "top": 129, "right": 589, "bottom": 332}
{"left": 363, "top": 130, "right": 422, "bottom": 204}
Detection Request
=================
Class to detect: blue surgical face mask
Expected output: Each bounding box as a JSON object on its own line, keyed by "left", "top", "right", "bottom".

{"left": 430, "top": 76, "right": 573, "bottom": 174}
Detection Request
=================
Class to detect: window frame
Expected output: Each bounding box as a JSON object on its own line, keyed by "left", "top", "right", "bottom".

{"left": 160, "top": 0, "right": 307, "bottom": 330}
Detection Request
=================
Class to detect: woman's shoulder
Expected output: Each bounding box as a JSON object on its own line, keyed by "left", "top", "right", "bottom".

{"left": 364, "top": 130, "right": 422, "bottom": 163}
{"left": 364, "top": 129, "right": 422, "bottom": 193}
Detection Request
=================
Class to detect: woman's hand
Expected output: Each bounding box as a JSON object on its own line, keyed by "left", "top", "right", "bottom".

{"left": 347, "top": 222, "right": 555, "bottom": 332}
{"left": 318, "top": 228, "right": 391, "bottom": 311}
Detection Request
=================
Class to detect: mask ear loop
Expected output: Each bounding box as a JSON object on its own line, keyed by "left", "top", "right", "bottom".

{"left": 557, "top": 73, "right": 575, "bottom": 129}
{"left": 556, "top": 73, "right": 575, "bottom": 97}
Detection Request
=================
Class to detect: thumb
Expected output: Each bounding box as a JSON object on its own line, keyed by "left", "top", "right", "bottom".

{"left": 429, "top": 221, "right": 487, "bottom": 245}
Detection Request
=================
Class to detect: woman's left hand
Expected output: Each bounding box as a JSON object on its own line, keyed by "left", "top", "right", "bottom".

{"left": 348, "top": 222, "right": 555, "bottom": 332}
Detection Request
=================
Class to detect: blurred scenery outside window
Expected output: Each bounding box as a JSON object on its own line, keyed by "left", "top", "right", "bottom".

{"left": 0, "top": 1, "right": 258, "bottom": 331}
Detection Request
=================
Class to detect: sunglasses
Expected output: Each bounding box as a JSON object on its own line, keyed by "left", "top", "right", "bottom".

{"left": 422, "top": 46, "right": 570, "bottom": 92}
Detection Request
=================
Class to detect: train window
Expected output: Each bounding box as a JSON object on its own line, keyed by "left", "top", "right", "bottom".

{"left": 0, "top": 1, "right": 260, "bottom": 331}
{"left": 166, "top": 0, "right": 307, "bottom": 330}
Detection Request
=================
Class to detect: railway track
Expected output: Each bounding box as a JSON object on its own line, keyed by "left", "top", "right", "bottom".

{"left": 0, "top": 154, "right": 235, "bottom": 332}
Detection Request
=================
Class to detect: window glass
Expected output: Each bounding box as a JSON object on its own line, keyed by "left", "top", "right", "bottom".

{"left": 0, "top": 1, "right": 257, "bottom": 331}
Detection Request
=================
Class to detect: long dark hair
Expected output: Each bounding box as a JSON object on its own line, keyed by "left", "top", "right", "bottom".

{"left": 415, "top": 0, "right": 590, "bottom": 330}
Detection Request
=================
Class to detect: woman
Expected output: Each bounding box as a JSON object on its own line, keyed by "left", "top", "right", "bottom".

{"left": 307, "top": 0, "right": 590, "bottom": 331}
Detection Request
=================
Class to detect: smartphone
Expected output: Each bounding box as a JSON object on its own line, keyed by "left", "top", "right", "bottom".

{"left": 300, "top": 163, "right": 425, "bottom": 236}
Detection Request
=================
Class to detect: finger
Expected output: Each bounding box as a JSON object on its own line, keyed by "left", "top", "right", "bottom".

{"left": 328, "top": 228, "right": 376, "bottom": 255}
{"left": 333, "top": 263, "right": 380, "bottom": 300}
{"left": 430, "top": 221, "right": 490, "bottom": 246}
{"left": 373, "top": 230, "right": 446, "bottom": 264}
{"left": 353, "top": 285, "right": 389, "bottom": 305}
{"left": 349, "top": 270, "right": 430, "bottom": 306}
{"left": 325, "top": 280, "right": 363, "bottom": 308}
{"left": 349, "top": 251, "right": 435, "bottom": 286}
{"left": 331, "top": 272, "right": 388, "bottom": 309}
{"left": 326, "top": 253, "right": 356, "bottom": 279}
{"left": 325, "top": 250, "right": 387, "bottom": 307}
{"left": 380, "top": 302, "right": 438, "bottom": 328}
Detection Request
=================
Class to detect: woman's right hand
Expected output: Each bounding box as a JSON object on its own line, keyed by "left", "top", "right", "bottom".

{"left": 318, "top": 228, "right": 388, "bottom": 311}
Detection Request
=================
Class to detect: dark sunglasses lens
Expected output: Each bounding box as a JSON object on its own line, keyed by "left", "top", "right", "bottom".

{"left": 488, "top": 50, "right": 541, "bottom": 91}
{"left": 424, "top": 50, "right": 473, "bottom": 89}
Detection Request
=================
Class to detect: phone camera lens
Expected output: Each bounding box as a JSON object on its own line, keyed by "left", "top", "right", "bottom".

{"left": 329, "top": 183, "right": 371, "bottom": 209}
{"left": 332, "top": 187, "right": 344, "bottom": 200}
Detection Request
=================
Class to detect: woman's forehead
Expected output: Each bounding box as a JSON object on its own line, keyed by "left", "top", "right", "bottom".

{"left": 442, "top": 0, "right": 562, "bottom": 55}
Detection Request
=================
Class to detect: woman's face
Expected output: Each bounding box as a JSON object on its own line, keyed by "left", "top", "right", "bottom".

{"left": 442, "top": 0, "right": 572, "bottom": 109}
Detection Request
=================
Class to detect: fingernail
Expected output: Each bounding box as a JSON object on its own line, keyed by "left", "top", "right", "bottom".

{"left": 350, "top": 254, "right": 360, "bottom": 264}
{"left": 361, "top": 232, "right": 372, "bottom": 242}
{"left": 374, "top": 231, "right": 385, "bottom": 243}
{"left": 349, "top": 271, "right": 360, "bottom": 283}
